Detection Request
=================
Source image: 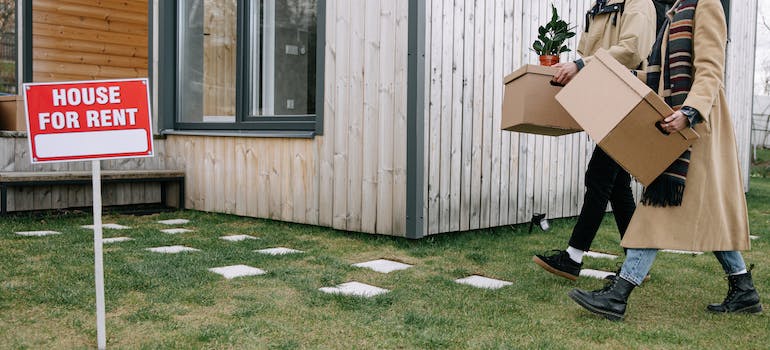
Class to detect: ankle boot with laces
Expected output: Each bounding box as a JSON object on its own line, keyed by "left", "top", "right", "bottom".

{"left": 568, "top": 276, "right": 636, "bottom": 321}
{"left": 707, "top": 267, "right": 763, "bottom": 314}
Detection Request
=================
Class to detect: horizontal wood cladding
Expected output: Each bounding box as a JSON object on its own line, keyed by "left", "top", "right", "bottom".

{"left": 32, "top": 0, "right": 148, "bottom": 82}
{"left": 35, "top": 12, "right": 148, "bottom": 35}
{"left": 34, "top": 59, "right": 147, "bottom": 79}
{"left": 54, "top": 0, "right": 148, "bottom": 14}
{"left": 33, "top": 1, "right": 148, "bottom": 25}
{"left": 34, "top": 22, "right": 147, "bottom": 45}
{"left": 33, "top": 36, "right": 148, "bottom": 59}
{"left": 33, "top": 47, "right": 147, "bottom": 69}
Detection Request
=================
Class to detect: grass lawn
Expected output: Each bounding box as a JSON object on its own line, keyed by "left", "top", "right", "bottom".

{"left": 1, "top": 177, "right": 769, "bottom": 349}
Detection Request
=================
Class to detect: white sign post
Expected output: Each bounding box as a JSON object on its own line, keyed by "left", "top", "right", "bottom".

{"left": 24, "top": 78, "right": 153, "bottom": 350}
{"left": 92, "top": 160, "right": 106, "bottom": 349}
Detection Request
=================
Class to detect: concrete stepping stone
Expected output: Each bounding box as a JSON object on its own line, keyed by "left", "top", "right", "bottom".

{"left": 352, "top": 259, "right": 413, "bottom": 273}
{"left": 161, "top": 228, "right": 193, "bottom": 234}
{"left": 15, "top": 230, "right": 61, "bottom": 237}
{"left": 584, "top": 251, "right": 619, "bottom": 260}
{"left": 255, "top": 247, "right": 303, "bottom": 255}
{"left": 319, "top": 281, "right": 390, "bottom": 297}
{"left": 209, "top": 265, "right": 266, "bottom": 279}
{"left": 103, "top": 237, "right": 133, "bottom": 244}
{"left": 146, "top": 245, "right": 200, "bottom": 254}
{"left": 580, "top": 269, "right": 615, "bottom": 280}
{"left": 661, "top": 249, "right": 704, "bottom": 255}
{"left": 220, "top": 234, "right": 258, "bottom": 242}
{"left": 157, "top": 219, "right": 190, "bottom": 225}
{"left": 82, "top": 223, "right": 131, "bottom": 230}
{"left": 454, "top": 275, "right": 512, "bottom": 290}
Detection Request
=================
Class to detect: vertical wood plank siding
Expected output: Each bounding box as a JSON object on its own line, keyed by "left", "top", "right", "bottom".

{"left": 13, "top": 1, "right": 753, "bottom": 237}
{"left": 166, "top": 0, "right": 411, "bottom": 236}
{"left": 423, "top": 0, "right": 756, "bottom": 235}
{"left": 724, "top": 0, "right": 758, "bottom": 190}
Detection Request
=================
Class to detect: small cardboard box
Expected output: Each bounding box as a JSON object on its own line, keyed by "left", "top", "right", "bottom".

{"left": 555, "top": 49, "right": 699, "bottom": 186}
{"left": 0, "top": 95, "right": 26, "bottom": 131}
{"left": 501, "top": 64, "right": 582, "bottom": 136}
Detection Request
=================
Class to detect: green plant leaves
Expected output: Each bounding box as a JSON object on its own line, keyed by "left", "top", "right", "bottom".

{"left": 533, "top": 40, "right": 544, "bottom": 53}
{"left": 531, "top": 4, "right": 577, "bottom": 56}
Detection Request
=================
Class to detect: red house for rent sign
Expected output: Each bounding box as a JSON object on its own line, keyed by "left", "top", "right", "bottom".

{"left": 23, "top": 78, "right": 153, "bottom": 164}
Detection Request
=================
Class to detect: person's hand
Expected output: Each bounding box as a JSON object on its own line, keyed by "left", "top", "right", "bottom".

{"left": 551, "top": 62, "right": 579, "bottom": 85}
{"left": 660, "top": 110, "right": 689, "bottom": 134}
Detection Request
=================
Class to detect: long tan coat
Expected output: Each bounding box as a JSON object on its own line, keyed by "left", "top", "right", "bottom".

{"left": 621, "top": 0, "right": 750, "bottom": 251}
{"left": 577, "top": 0, "right": 656, "bottom": 69}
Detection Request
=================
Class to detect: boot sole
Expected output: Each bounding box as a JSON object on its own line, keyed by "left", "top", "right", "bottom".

{"left": 532, "top": 256, "right": 578, "bottom": 281}
{"left": 568, "top": 289, "right": 625, "bottom": 321}
{"left": 707, "top": 303, "right": 763, "bottom": 314}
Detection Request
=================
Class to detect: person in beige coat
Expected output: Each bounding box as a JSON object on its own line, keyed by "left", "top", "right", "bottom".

{"left": 534, "top": 0, "right": 655, "bottom": 280}
{"left": 568, "top": 0, "right": 762, "bottom": 321}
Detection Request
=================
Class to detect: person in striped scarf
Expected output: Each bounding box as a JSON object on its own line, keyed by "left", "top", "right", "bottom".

{"left": 568, "top": 0, "right": 762, "bottom": 321}
{"left": 534, "top": 0, "right": 656, "bottom": 282}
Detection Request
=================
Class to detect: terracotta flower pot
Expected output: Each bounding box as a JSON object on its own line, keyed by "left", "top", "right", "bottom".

{"left": 539, "top": 55, "right": 560, "bottom": 66}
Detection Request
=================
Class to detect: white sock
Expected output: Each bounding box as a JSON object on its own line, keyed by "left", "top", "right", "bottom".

{"left": 566, "top": 246, "right": 584, "bottom": 264}
{"left": 729, "top": 269, "right": 748, "bottom": 276}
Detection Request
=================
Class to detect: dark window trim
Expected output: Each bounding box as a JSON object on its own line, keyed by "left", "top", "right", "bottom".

{"left": 406, "top": 0, "right": 426, "bottom": 239}
{"left": 21, "top": 0, "right": 31, "bottom": 84}
{"left": 722, "top": 0, "right": 730, "bottom": 28}
{"left": 314, "top": 0, "right": 325, "bottom": 135}
{"left": 158, "top": 0, "right": 325, "bottom": 137}
{"left": 161, "top": 129, "right": 314, "bottom": 139}
{"left": 157, "top": 0, "right": 177, "bottom": 132}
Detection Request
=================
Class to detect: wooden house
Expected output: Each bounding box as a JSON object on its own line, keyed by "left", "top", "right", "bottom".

{"left": 0, "top": 0, "right": 757, "bottom": 238}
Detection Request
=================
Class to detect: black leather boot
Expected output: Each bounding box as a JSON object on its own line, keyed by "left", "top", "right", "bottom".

{"left": 568, "top": 276, "right": 636, "bottom": 321}
{"left": 707, "top": 268, "right": 763, "bottom": 314}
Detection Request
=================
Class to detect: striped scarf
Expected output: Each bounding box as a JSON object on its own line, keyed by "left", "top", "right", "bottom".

{"left": 641, "top": 0, "right": 697, "bottom": 207}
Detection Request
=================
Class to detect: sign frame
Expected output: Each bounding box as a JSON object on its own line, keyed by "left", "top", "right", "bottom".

{"left": 23, "top": 78, "right": 154, "bottom": 164}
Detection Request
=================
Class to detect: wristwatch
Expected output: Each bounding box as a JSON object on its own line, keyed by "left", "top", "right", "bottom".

{"left": 680, "top": 106, "right": 701, "bottom": 127}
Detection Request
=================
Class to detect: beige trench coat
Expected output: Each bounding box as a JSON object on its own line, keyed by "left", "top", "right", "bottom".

{"left": 577, "top": 0, "right": 656, "bottom": 69}
{"left": 621, "top": 0, "right": 750, "bottom": 251}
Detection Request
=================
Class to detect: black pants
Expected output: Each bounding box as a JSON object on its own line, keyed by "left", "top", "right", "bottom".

{"left": 568, "top": 147, "right": 636, "bottom": 251}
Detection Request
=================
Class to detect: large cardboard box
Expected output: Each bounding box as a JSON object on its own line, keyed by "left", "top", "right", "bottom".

{"left": 502, "top": 65, "right": 582, "bottom": 136}
{"left": 555, "top": 49, "right": 699, "bottom": 186}
{"left": 0, "top": 95, "right": 25, "bottom": 131}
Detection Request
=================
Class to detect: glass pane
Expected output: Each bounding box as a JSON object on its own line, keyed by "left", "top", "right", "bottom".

{"left": 0, "top": 0, "right": 17, "bottom": 95}
{"left": 250, "top": 0, "right": 316, "bottom": 116}
{"left": 178, "top": 0, "right": 237, "bottom": 123}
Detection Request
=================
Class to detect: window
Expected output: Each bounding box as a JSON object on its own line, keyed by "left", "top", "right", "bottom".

{"left": 176, "top": 0, "right": 322, "bottom": 135}
{"left": 0, "top": 0, "right": 16, "bottom": 94}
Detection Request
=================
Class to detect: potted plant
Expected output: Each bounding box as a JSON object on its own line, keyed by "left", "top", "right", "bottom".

{"left": 532, "top": 5, "right": 576, "bottom": 66}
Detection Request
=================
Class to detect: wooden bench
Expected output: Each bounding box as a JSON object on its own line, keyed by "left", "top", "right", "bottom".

{"left": 0, "top": 170, "right": 185, "bottom": 214}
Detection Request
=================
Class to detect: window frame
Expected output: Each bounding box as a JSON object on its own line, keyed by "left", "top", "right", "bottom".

{"left": 159, "top": 0, "right": 325, "bottom": 137}
{"left": 0, "top": 0, "right": 19, "bottom": 94}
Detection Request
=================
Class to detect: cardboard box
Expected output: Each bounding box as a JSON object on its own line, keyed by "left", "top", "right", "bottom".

{"left": 555, "top": 49, "right": 699, "bottom": 186}
{"left": 0, "top": 95, "right": 25, "bottom": 131}
{"left": 501, "top": 64, "right": 582, "bottom": 136}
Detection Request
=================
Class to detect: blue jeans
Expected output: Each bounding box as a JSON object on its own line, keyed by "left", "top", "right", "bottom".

{"left": 619, "top": 248, "right": 747, "bottom": 286}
